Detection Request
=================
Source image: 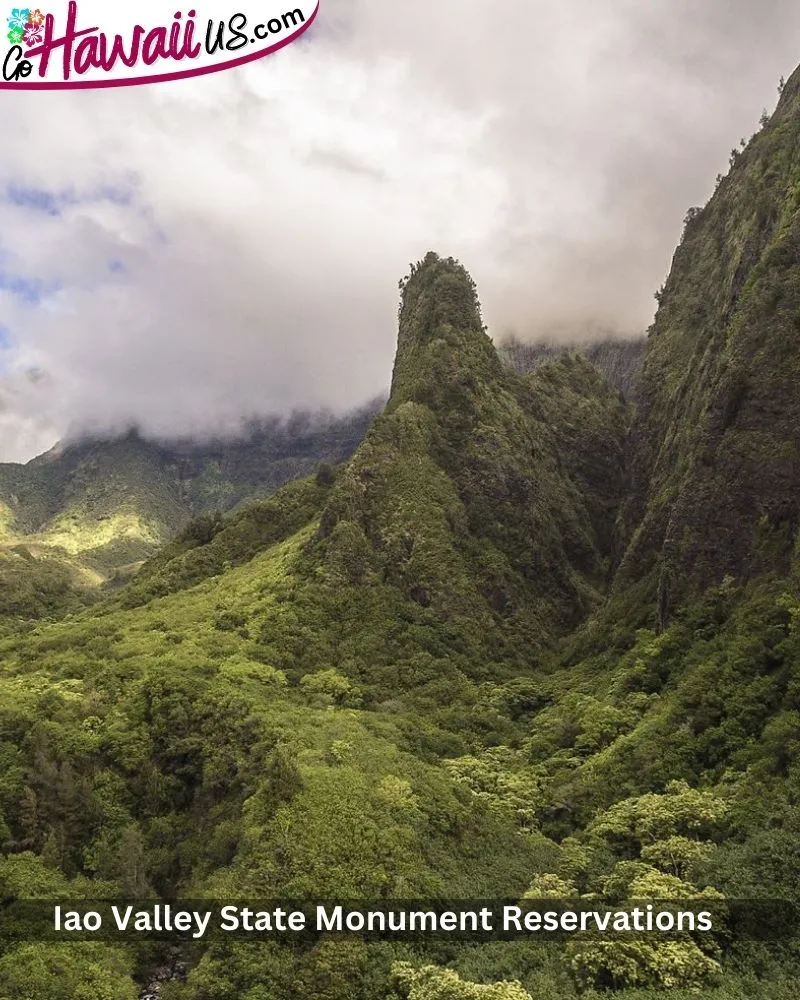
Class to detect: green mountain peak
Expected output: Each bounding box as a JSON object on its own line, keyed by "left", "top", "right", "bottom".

{"left": 304, "top": 255, "right": 630, "bottom": 660}
{"left": 389, "top": 252, "right": 499, "bottom": 406}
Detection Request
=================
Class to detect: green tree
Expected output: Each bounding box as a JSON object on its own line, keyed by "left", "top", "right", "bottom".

{"left": 392, "top": 963, "right": 533, "bottom": 1000}
{"left": 567, "top": 939, "right": 721, "bottom": 991}
{"left": 300, "top": 669, "right": 362, "bottom": 708}
{"left": 0, "top": 943, "right": 137, "bottom": 1000}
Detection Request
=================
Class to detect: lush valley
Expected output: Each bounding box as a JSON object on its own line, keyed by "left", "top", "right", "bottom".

{"left": 3, "top": 65, "right": 800, "bottom": 1000}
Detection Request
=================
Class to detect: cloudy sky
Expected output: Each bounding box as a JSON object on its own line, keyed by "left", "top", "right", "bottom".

{"left": 1, "top": 0, "right": 799, "bottom": 461}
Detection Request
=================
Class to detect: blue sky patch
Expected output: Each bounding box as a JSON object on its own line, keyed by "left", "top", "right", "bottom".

{"left": 4, "top": 181, "right": 137, "bottom": 218}
{"left": 0, "top": 271, "right": 58, "bottom": 305}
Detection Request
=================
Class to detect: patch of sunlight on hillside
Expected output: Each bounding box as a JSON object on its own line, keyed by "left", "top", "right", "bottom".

{"left": 0, "top": 544, "right": 107, "bottom": 588}
{"left": 40, "top": 511, "right": 162, "bottom": 555}
{"left": 137, "top": 524, "right": 310, "bottom": 626}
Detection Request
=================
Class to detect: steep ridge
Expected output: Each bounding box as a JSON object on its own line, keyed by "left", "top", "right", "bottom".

{"left": 114, "top": 254, "right": 630, "bottom": 705}
{"left": 616, "top": 67, "right": 800, "bottom": 625}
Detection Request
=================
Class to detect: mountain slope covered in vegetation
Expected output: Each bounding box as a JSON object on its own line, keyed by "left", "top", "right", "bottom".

{"left": 0, "top": 404, "right": 378, "bottom": 593}
{"left": 499, "top": 336, "right": 645, "bottom": 402}
{"left": 616, "top": 70, "right": 800, "bottom": 624}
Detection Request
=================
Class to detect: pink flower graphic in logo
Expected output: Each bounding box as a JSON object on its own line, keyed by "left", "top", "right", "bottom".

{"left": 23, "top": 18, "right": 42, "bottom": 44}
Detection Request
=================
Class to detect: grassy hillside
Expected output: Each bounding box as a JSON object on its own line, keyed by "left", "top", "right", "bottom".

{"left": 0, "top": 404, "right": 378, "bottom": 596}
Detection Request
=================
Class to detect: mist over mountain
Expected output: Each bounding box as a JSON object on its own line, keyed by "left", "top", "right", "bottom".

{"left": 499, "top": 336, "right": 645, "bottom": 402}
{"left": 0, "top": 331, "right": 642, "bottom": 586}
{"left": 0, "top": 401, "right": 380, "bottom": 584}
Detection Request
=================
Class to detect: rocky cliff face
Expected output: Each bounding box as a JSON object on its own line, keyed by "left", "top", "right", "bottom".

{"left": 615, "top": 68, "right": 800, "bottom": 624}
